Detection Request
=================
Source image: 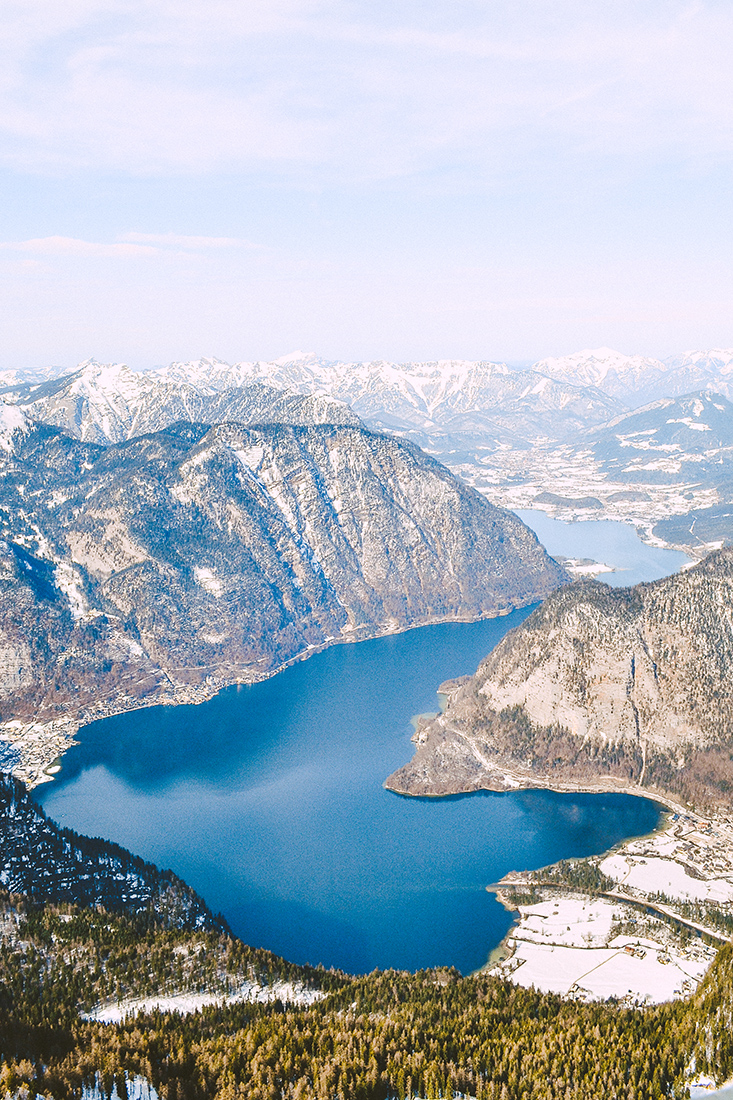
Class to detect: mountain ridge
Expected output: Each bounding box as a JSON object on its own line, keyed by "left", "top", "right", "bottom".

{"left": 0, "top": 413, "right": 566, "bottom": 785}
{"left": 0, "top": 359, "right": 360, "bottom": 446}
{"left": 386, "top": 548, "right": 733, "bottom": 814}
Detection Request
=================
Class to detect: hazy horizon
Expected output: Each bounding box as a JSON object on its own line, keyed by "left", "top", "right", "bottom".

{"left": 1, "top": 2, "right": 732, "bottom": 368}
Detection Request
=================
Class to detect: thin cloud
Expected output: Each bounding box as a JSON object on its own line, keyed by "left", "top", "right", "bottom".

{"left": 0, "top": 233, "right": 262, "bottom": 258}
{"left": 0, "top": 1, "right": 732, "bottom": 179}
{"left": 0, "top": 236, "right": 161, "bottom": 258}
{"left": 121, "top": 232, "right": 260, "bottom": 249}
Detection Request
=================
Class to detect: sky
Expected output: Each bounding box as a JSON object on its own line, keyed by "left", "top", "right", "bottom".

{"left": 1, "top": 0, "right": 733, "bottom": 369}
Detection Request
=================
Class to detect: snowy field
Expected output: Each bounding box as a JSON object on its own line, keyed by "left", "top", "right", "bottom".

{"left": 600, "top": 852, "right": 733, "bottom": 905}
{"left": 490, "top": 895, "right": 715, "bottom": 1004}
{"left": 87, "top": 979, "right": 323, "bottom": 1023}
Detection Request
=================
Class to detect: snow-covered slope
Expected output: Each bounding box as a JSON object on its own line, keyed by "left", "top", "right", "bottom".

{"left": 533, "top": 348, "right": 667, "bottom": 404}
{"left": 534, "top": 347, "right": 733, "bottom": 407}
{"left": 2, "top": 359, "right": 359, "bottom": 445}
{"left": 572, "top": 391, "right": 733, "bottom": 499}
{"left": 0, "top": 365, "right": 67, "bottom": 390}
{"left": 658, "top": 350, "right": 733, "bottom": 403}
{"left": 0, "top": 402, "right": 29, "bottom": 453}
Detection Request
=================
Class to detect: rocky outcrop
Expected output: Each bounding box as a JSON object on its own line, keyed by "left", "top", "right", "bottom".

{"left": 0, "top": 412, "right": 566, "bottom": 781}
{"left": 386, "top": 550, "right": 733, "bottom": 812}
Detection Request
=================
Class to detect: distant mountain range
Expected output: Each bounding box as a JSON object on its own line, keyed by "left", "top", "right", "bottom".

{"left": 0, "top": 359, "right": 359, "bottom": 445}
{"left": 7, "top": 346, "right": 733, "bottom": 551}
{"left": 0, "top": 355, "right": 624, "bottom": 449}
{"left": 582, "top": 390, "right": 733, "bottom": 484}
{"left": 534, "top": 347, "right": 733, "bottom": 406}
{"left": 7, "top": 343, "right": 733, "bottom": 420}
{"left": 6, "top": 346, "right": 733, "bottom": 454}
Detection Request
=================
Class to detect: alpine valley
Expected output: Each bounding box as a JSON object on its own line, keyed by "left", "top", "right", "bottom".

{"left": 5, "top": 348, "right": 733, "bottom": 1098}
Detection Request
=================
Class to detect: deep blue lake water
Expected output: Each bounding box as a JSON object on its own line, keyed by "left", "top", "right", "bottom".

{"left": 39, "top": 517, "right": 677, "bottom": 975}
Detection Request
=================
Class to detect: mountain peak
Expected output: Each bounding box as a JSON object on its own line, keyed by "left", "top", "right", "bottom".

{"left": 271, "top": 350, "right": 323, "bottom": 367}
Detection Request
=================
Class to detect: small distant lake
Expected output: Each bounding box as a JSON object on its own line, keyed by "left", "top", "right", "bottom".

{"left": 516, "top": 510, "right": 690, "bottom": 587}
{"left": 40, "top": 517, "right": 671, "bottom": 975}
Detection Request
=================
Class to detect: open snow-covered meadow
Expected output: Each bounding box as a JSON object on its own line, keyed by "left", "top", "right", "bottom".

{"left": 490, "top": 811, "right": 733, "bottom": 1005}
{"left": 87, "top": 980, "right": 323, "bottom": 1024}
{"left": 490, "top": 895, "right": 714, "bottom": 1005}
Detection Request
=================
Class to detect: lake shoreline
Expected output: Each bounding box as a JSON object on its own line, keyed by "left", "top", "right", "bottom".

{"left": 388, "top": 705, "right": 733, "bottom": 1003}
{"left": 3, "top": 600, "right": 539, "bottom": 791}
{"left": 480, "top": 795, "right": 733, "bottom": 1007}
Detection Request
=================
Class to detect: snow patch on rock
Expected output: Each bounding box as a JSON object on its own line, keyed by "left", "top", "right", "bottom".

{"left": 0, "top": 402, "right": 28, "bottom": 453}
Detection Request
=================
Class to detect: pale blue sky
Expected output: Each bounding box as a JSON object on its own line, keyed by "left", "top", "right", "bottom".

{"left": 1, "top": 0, "right": 732, "bottom": 369}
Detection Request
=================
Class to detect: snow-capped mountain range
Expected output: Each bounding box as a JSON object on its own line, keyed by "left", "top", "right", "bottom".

{"left": 6, "top": 346, "right": 733, "bottom": 553}
{"left": 0, "top": 359, "right": 359, "bottom": 446}
{"left": 158, "top": 352, "right": 622, "bottom": 438}
{"left": 0, "top": 354, "right": 625, "bottom": 449}
{"left": 534, "top": 347, "right": 733, "bottom": 405}
{"left": 533, "top": 348, "right": 668, "bottom": 402}
{"left": 5, "top": 346, "right": 733, "bottom": 443}
{"left": 158, "top": 345, "right": 733, "bottom": 414}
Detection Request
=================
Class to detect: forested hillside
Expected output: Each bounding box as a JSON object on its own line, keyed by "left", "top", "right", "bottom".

{"left": 0, "top": 775, "right": 222, "bottom": 931}
{"left": 1, "top": 895, "right": 732, "bottom": 1100}
{"left": 1, "top": 775, "right": 732, "bottom": 1098}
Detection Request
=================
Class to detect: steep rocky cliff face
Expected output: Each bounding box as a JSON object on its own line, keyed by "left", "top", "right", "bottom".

{"left": 0, "top": 408, "right": 566, "bottom": 782}
{"left": 387, "top": 550, "right": 733, "bottom": 812}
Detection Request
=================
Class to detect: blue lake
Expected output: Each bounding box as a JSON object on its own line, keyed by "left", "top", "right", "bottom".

{"left": 40, "top": 517, "right": 674, "bottom": 976}
{"left": 516, "top": 510, "right": 690, "bottom": 587}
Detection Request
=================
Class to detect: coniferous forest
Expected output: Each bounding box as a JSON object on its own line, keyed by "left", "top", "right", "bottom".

{"left": 1, "top": 777, "right": 732, "bottom": 1099}
{"left": 0, "top": 889, "right": 732, "bottom": 1100}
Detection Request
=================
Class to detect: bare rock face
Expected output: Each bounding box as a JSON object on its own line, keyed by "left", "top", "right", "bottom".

{"left": 0, "top": 412, "right": 566, "bottom": 780}
{"left": 386, "top": 550, "right": 733, "bottom": 813}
